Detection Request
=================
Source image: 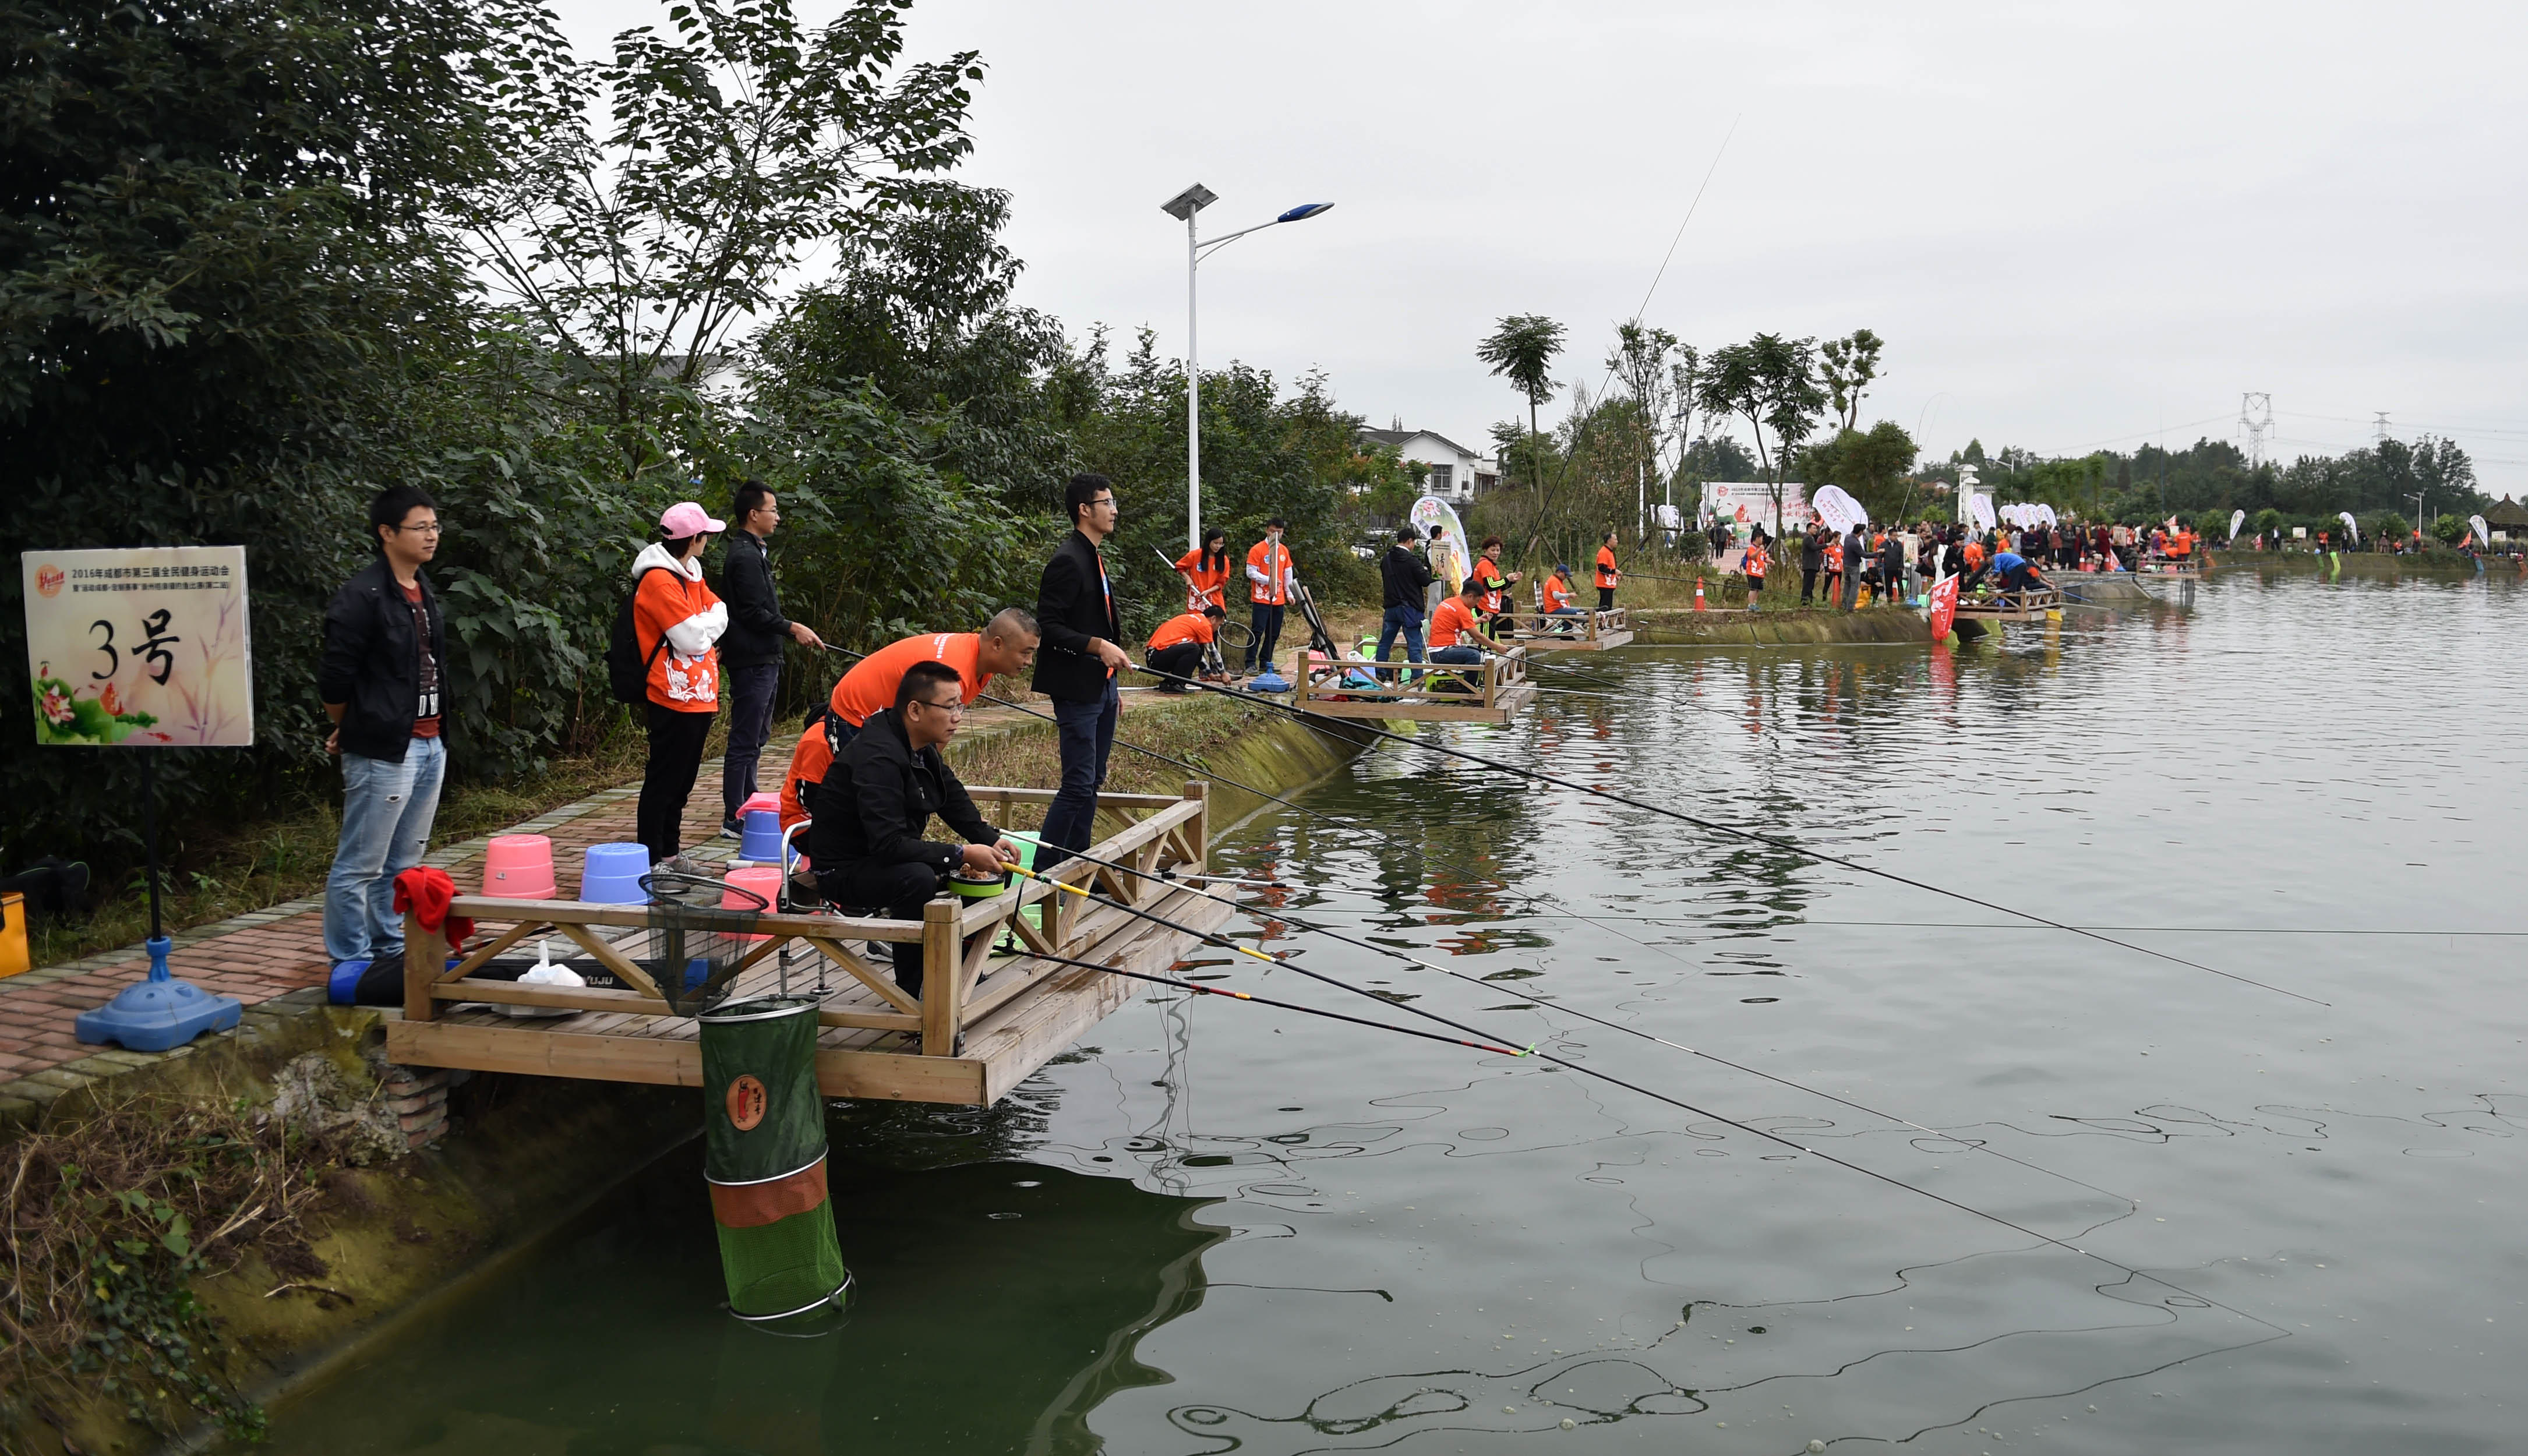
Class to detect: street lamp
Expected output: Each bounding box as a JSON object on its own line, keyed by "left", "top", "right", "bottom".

{"left": 1160, "top": 184, "right": 1334, "bottom": 552}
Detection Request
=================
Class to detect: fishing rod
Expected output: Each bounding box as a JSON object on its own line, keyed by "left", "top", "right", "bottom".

{"left": 1022, "top": 945, "right": 1526, "bottom": 1057}
{"left": 1033, "top": 839, "right": 2139, "bottom": 1214}
{"left": 1007, "top": 844, "right": 2277, "bottom": 1334}
{"left": 1120, "top": 658, "right": 2328, "bottom": 1008}
{"left": 1004, "top": 861, "right": 1536, "bottom": 1058}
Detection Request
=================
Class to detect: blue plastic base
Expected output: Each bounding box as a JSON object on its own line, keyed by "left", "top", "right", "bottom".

{"left": 1249, "top": 670, "right": 1291, "bottom": 692}
{"left": 328, "top": 959, "right": 372, "bottom": 1006}
{"left": 75, "top": 936, "right": 244, "bottom": 1052}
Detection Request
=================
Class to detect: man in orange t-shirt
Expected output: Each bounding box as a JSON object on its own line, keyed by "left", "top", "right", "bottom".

{"left": 1145, "top": 604, "right": 1224, "bottom": 690}
{"left": 1243, "top": 519, "right": 1295, "bottom": 673}
{"left": 827, "top": 608, "right": 1039, "bottom": 740}
{"left": 1593, "top": 531, "right": 1622, "bottom": 610}
{"left": 1428, "top": 581, "right": 1500, "bottom": 666}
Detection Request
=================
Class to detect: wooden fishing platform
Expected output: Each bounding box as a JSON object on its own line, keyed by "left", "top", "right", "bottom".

{"left": 1950, "top": 585, "right": 2064, "bottom": 623}
{"left": 1295, "top": 648, "right": 1535, "bottom": 725}
{"left": 384, "top": 786, "right": 1229, "bottom": 1107}
{"left": 1503, "top": 606, "right": 1633, "bottom": 651}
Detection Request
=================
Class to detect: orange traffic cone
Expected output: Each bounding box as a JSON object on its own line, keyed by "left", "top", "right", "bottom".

{"left": 1692, "top": 577, "right": 1707, "bottom": 611}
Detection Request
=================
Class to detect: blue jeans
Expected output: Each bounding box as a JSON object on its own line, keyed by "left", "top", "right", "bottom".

{"left": 1375, "top": 605, "right": 1426, "bottom": 665}
{"left": 1245, "top": 604, "right": 1286, "bottom": 670}
{"left": 1038, "top": 681, "right": 1118, "bottom": 870}
{"left": 720, "top": 660, "right": 781, "bottom": 819}
{"left": 324, "top": 736, "right": 447, "bottom": 964}
{"left": 1429, "top": 645, "right": 1484, "bottom": 665}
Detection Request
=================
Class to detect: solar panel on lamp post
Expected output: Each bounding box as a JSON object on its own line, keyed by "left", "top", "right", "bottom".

{"left": 1159, "top": 186, "right": 1333, "bottom": 554}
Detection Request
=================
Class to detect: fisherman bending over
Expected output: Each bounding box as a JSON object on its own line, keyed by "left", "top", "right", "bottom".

{"left": 827, "top": 609, "right": 1040, "bottom": 745}
{"left": 1145, "top": 603, "right": 1226, "bottom": 690}
{"left": 809, "top": 660, "right": 1018, "bottom": 997}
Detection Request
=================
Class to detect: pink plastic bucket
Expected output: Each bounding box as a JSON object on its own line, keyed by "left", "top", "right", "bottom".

{"left": 483, "top": 834, "right": 557, "bottom": 899}
{"left": 721, "top": 867, "right": 783, "bottom": 942}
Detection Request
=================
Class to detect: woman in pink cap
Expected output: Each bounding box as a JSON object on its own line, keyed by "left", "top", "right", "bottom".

{"left": 632, "top": 501, "right": 730, "bottom": 875}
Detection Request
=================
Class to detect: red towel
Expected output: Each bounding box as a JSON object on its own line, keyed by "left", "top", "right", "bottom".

{"left": 392, "top": 866, "right": 475, "bottom": 949}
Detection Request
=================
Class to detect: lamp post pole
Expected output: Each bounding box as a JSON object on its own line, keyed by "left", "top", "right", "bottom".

{"left": 1159, "top": 185, "right": 1333, "bottom": 556}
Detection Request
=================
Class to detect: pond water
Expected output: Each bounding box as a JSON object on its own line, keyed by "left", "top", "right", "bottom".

{"left": 242, "top": 560, "right": 2526, "bottom": 1454}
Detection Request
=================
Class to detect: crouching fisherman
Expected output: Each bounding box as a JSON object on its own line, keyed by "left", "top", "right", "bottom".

{"left": 1144, "top": 603, "right": 1226, "bottom": 690}
{"left": 807, "top": 660, "right": 1018, "bottom": 997}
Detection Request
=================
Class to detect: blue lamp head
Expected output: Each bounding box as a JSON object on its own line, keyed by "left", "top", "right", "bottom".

{"left": 1277, "top": 203, "right": 1334, "bottom": 223}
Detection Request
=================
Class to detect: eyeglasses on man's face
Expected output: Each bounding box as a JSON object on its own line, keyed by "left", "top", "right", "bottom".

{"left": 916, "top": 697, "right": 966, "bottom": 716}
{"left": 394, "top": 519, "right": 446, "bottom": 536}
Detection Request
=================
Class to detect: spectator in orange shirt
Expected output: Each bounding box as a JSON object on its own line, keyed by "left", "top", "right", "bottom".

{"left": 1244, "top": 519, "right": 1295, "bottom": 673}
{"left": 1173, "top": 528, "right": 1232, "bottom": 612}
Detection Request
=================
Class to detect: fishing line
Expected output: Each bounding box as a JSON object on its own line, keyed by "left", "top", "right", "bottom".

{"left": 1014, "top": 946, "right": 1527, "bottom": 1057}
{"left": 1040, "top": 840, "right": 2142, "bottom": 1217}
{"left": 1124, "top": 659, "right": 2329, "bottom": 1008}
{"left": 1004, "top": 862, "right": 1537, "bottom": 1057}
{"left": 1019, "top": 845, "right": 2278, "bottom": 1337}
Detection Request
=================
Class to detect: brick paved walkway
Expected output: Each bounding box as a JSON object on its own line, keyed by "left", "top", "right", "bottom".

{"left": 0, "top": 779, "right": 722, "bottom": 1098}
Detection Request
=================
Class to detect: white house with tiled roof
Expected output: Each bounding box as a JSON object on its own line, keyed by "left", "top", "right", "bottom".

{"left": 1358, "top": 426, "right": 1499, "bottom": 503}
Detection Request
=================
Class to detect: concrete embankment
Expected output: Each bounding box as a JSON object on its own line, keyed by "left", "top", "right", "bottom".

{"left": 1627, "top": 605, "right": 1932, "bottom": 645}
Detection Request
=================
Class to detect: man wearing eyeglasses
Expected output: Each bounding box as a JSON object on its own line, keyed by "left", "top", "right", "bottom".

{"left": 1032, "top": 473, "right": 1129, "bottom": 871}
{"left": 317, "top": 484, "right": 450, "bottom": 971}
{"left": 808, "top": 660, "right": 1017, "bottom": 996}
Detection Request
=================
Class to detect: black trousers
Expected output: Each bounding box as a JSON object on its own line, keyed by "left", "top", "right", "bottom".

{"left": 1597, "top": 586, "right": 1615, "bottom": 610}
{"left": 1146, "top": 641, "right": 1205, "bottom": 684}
{"left": 1800, "top": 566, "right": 1820, "bottom": 603}
{"left": 818, "top": 860, "right": 944, "bottom": 996}
{"left": 719, "top": 660, "right": 779, "bottom": 820}
{"left": 638, "top": 702, "right": 715, "bottom": 862}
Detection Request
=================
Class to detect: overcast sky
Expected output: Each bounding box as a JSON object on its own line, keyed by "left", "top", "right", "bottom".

{"left": 553, "top": 1, "right": 2528, "bottom": 494}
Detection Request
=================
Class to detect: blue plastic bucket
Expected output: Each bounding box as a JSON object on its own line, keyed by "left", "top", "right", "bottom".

{"left": 581, "top": 841, "right": 651, "bottom": 904}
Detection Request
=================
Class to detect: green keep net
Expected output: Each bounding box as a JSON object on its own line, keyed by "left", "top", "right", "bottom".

{"left": 698, "top": 996, "right": 850, "bottom": 1320}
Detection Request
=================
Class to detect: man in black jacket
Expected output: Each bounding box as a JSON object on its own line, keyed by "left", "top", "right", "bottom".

{"left": 1375, "top": 525, "right": 1432, "bottom": 666}
{"left": 1031, "top": 473, "right": 1128, "bottom": 871}
{"left": 1799, "top": 520, "right": 1827, "bottom": 605}
{"left": 318, "top": 485, "right": 450, "bottom": 969}
{"left": 810, "top": 660, "right": 1016, "bottom": 996}
{"left": 715, "top": 479, "right": 824, "bottom": 837}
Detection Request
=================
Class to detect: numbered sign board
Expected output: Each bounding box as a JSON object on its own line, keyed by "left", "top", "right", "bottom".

{"left": 22, "top": 547, "right": 253, "bottom": 746}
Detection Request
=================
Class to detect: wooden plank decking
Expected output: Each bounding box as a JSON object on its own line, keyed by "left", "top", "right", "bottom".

{"left": 384, "top": 785, "right": 1231, "bottom": 1107}
{"left": 1951, "top": 586, "right": 2064, "bottom": 622}
{"left": 1295, "top": 649, "right": 1535, "bottom": 725}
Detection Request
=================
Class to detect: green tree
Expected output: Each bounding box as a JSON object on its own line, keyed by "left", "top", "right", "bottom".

{"left": 1, "top": 0, "right": 553, "bottom": 862}
{"left": 467, "top": 0, "right": 985, "bottom": 479}
{"left": 1475, "top": 313, "right": 1566, "bottom": 496}
{"left": 1799, "top": 421, "right": 1919, "bottom": 523}
{"left": 1697, "top": 334, "right": 1826, "bottom": 531}
{"left": 1817, "top": 328, "right": 1884, "bottom": 433}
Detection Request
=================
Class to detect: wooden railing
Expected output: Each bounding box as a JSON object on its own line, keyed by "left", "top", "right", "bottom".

{"left": 401, "top": 783, "right": 1209, "bottom": 1058}
{"left": 1294, "top": 647, "right": 1534, "bottom": 721}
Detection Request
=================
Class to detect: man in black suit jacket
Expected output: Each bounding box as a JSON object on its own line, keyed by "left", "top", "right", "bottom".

{"left": 1032, "top": 473, "right": 1129, "bottom": 869}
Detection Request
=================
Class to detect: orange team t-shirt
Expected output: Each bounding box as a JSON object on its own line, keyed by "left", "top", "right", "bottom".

{"left": 1245, "top": 539, "right": 1292, "bottom": 606}
{"left": 1541, "top": 574, "right": 1574, "bottom": 612}
{"left": 634, "top": 564, "right": 722, "bottom": 712}
{"left": 1594, "top": 546, "right": 1619, "bottom": 588}
{"left": 828, "top": 631, "right": 989, "bottom": 727}
{"left": 1429, "top": 596, "right": 1485, "bottom": 649}
{"left": 1174, "top": 549, "right": 1231, "bottom": 610}
{"left": 1147, "top": 613, "right": 1216, "bottom": 653}
{"left": 776, "top": 719, "right": 833, "bottom": 833}
{"left": 1963, "top": 541, "right": 1986, "bottom": 570}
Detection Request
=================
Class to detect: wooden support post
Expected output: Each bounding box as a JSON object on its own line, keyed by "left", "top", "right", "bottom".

{"left": 403, "top": 910, "right": 449, "bottom": 1023}
{"left": 1181, "top": 782, "right": 1208, "bottom": 871}
{"left": 920, "top": 897, "right": 962, "bottom": 1056}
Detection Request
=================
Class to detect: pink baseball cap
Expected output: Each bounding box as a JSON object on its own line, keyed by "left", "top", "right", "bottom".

{"left": 659, "top": 501, "right": 725, "bottom": 536}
